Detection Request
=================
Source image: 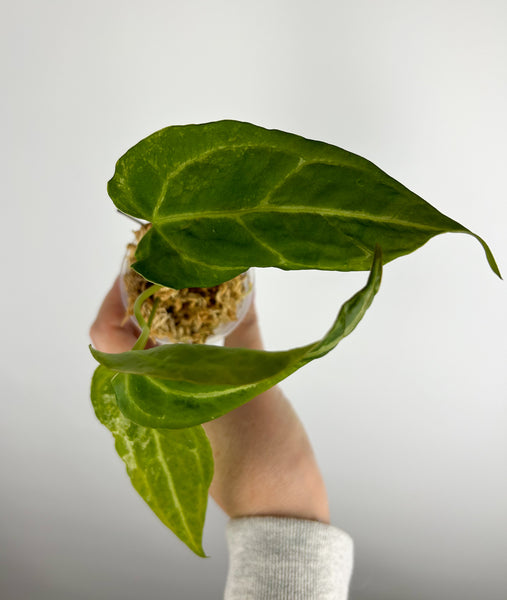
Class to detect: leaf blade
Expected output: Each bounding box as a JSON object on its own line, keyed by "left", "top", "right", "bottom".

{"left": 108, "top": 120, "right": 500, "bottom": 287}
{"left": 90, "top": 366, "right": 213, "bottom": 556}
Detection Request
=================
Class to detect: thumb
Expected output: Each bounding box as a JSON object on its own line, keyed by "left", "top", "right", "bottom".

{"left": 89, "top": 277, "right": 140, "bottom": 353}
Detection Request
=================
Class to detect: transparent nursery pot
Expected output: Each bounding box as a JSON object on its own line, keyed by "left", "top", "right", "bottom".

{"left": 119, "top": 252, "right": 255, "bottom": 346}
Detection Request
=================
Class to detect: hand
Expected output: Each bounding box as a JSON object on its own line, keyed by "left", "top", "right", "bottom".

{"left": 90, "top": 277, "right": 330, "bottom": 523}
{"left": 89, "top": 275, "right": 261, "bottom": 352}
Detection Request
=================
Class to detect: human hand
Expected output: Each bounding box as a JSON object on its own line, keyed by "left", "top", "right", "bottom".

{"left": 89, "top": 276, "right": 262, "bottom": 352}
{"left": 90, "top": 277, "right": 329, "bottom": 523}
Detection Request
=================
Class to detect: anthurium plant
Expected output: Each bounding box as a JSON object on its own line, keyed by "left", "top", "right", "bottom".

{"left": 90, "top": 120, "right": 501, "bottom": 556}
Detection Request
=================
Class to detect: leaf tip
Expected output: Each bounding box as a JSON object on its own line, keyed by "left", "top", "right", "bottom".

{"left": 187, "top": 541, "right": 208, "bottom": 558}
{"left": 89, "top": 344, "right": 104, "bottom": 364}
{"left": 473, "top": 234, "right": 502, "bottom": 280}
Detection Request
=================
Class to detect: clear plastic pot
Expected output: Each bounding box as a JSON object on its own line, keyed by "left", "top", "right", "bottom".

{"left": 119, "top": 247, "right": 255, "bottom": 346}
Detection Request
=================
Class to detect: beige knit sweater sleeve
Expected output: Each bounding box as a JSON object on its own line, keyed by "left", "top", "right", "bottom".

{"left": 223, "top": 516, "right": 353, "bottom": 600}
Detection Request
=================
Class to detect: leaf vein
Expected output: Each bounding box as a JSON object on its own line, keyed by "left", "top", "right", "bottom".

{"left": 150, "top": 143, "right": 297, "bottom": 219}
{"left": 257, "top": 157, "right": 307, "bottom": 207}
{"left": 321, "top": 214, "right": 373, "bottom": 257}
{"left": 152, "top": 430, "right": 195, "bottom": 543}
{"left": 145, "top": 375, "right": 255, "bottom": 398}
{"left": 233, "top": 216, "right": 294, "bottom": 267}
{"left": 156, "top": 229, "right": 244, "bottom": 272}
{"left": 156, "top": 206, "right": 449, "bottom": 233}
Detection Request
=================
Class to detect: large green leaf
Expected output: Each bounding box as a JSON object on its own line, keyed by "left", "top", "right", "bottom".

{"left": 90, "top": 247, "right": 382, "bottom": 429}
{"left": 108, "top": 120, "right": 500, "bottom": 288}
{"left": 90, "top": 366, "right": 213, "bottom": 556}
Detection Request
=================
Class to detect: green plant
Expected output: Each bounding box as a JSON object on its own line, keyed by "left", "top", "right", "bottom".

{"left": 90, "top": 120, "right": 501, "bottom": 557}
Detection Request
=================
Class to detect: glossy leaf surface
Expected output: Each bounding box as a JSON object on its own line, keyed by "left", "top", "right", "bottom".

{"left": 90, "top": 366, "right": 213, "bottom": 556}
{"left": 91, "top": 247, "right": 382, "bottom": 428}
{"left": 108, "top": 120, "right": 500, "bottom": 288}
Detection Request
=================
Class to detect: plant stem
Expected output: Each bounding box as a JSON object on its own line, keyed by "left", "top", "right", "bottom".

{"left": 132, "top": 285, "right": 162, "bottom": 351}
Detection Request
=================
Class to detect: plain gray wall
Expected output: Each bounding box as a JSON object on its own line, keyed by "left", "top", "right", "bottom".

{"left": 1, "top": 1, "right": 506, "bottom": 599}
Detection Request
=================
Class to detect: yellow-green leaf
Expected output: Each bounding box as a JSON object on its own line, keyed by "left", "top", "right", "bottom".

{"left": 90, "top": 366, "right": 213, "bottom": 556}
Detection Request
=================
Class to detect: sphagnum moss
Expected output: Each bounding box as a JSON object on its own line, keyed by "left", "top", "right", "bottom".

{"left": 122, "top": 224, "right": 249, "bottom": 344}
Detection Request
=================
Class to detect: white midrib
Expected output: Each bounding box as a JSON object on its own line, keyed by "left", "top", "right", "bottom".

{"left": 123, "top": 376, "right": 197, "bottom": 547}
{"left": 146, "top": 374, "right": 254, "bottom": 398}
{"left": 152, "top": 430, "right": 196, "bottom": 545}
{"left": 155, "top": 205, "right": 449, "bottom": 233}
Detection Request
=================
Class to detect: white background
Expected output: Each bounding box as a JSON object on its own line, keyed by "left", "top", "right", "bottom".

{"left": 1, "top": 1, "right": 506, "bottom": 598}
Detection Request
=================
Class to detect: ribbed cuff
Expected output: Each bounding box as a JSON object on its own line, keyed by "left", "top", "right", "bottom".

{"left": 224, "top": 516, "right": 353, "bottom": 600}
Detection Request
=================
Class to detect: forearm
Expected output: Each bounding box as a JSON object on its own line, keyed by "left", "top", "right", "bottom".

{"left": 202, "top": 387, "right": 330, "bottom": 522}
{"left": 202, "top": 311, "right": 330, "bottom": 523}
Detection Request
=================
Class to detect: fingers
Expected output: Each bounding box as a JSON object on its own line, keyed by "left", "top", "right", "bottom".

{"left": 89, "top": 277, "right": 139, "bottom": 353}
{"left": 91, "top": 277, "right": 263, "bottom": 353}
{"left": 92, "top": 277, "right": 125, "bottom": 327}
